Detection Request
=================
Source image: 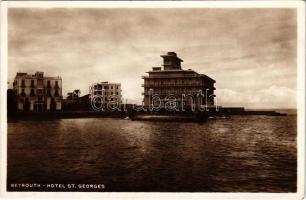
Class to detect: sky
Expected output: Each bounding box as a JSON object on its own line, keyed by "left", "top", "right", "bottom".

{"left": 8, "top": 8, "right": 297, "bottom": 109}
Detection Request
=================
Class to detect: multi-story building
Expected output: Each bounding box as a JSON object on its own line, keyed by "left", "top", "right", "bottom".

{"left": 13, "top": 72, "right": 62, "bottom": 111}
{"left": 90, "top": 81, "right": 122, "bottom": 104}
{"left": 142, "top": 52, "right": 216, "bottom": 109}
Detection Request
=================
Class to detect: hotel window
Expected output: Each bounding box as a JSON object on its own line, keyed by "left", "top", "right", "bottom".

{"left": 31, "top": 80, "right": 35, "bottom": 87}
{"left": 116, "top": 86, "right": 119, "bottom": 89}
{"left": 111, "top": 92, "right": 113, "bottom": 95}
{"left": 21, "top": 89, "right": 26, "bottom": 96}
{"left": 55, "top": 90, "right": 59, "bottom": 97}
{"left": 21, "top": 80, "right": 25, "bottom": 87}
{"left": 55, "top": 81, "right": 59, "bottom": 89}
{"left": 47, "top": 89, "right": 51, "bottom": 96}
{"left": 30, "top": 89, "right": 35, "bottom": 96}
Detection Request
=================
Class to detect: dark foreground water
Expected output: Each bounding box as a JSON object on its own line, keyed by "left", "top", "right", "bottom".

{"left": 7, "top": 116, "right": 297, "bottom": 192}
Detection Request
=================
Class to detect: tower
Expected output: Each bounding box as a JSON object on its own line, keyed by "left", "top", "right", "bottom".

{"left": 161, "top": 52, "right": 184, "bottom": 70}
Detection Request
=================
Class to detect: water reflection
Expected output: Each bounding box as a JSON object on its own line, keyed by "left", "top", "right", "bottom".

{"left": 7, "top": 116, "right": 297, "bottom": 192}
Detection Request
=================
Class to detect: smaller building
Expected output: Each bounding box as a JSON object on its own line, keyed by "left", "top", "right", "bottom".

{"left": 62, "top": 93, "right": 91, "bottom": 111}
{"left": 65, "top": 89, "right": 81, "bottom": 103}
{"left": 13, "top": 72, "right": 62, "bottom": 111}
{"left": 89, "top": 81, "right": 122, "bottom": 105}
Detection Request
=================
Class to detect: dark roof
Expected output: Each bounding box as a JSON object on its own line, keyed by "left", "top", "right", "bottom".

{"left": 160, "top": 52, "right": 184, "bottom": 62}
{"left": 79, "top": 94, "right": 90, "bottom": 99}
{"left": 145, "top": 69, "right": 215, "bottom": 82}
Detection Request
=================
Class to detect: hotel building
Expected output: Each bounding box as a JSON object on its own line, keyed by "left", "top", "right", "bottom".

{"left": 90, "top": 81, "right": 122, "bottom": 104}
{"left": 13, "top": 72, "right": 62, "bottom": 111}
{"left": 142, "top": 52, "right": 216, "bottom": 109}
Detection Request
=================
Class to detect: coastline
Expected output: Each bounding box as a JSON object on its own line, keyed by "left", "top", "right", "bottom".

{"left": 7, "top": 109, "right": 288, "bottom": 122}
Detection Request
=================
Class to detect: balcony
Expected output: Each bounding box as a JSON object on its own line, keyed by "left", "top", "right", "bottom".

{"left": 36, "top": 86, "right": 44, "bottom": 90}
{"left": 144, "top": 74, "right": 199, "bottom": 78}
{"left": 36, "top": 89, "right": 44, "bottom": 95}
{"left": 142, "top": 91, "right": 205, "bottom": 96}
{"left": 142, "top": 83, "right": 204, "bottom": 87}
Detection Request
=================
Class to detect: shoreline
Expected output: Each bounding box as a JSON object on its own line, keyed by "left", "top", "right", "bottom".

{"left": 7, "top": 110, "right": 288, "bottom": 122}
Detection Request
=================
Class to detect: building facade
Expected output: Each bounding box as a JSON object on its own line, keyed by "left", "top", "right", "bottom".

{"left": 13, "top": 72, "right": 62, "bottom": 111}
{"left": 90, "top": 81, "right": 122, "bottom": 105}
{"left": 142, "top": 52, "right": 216, "bottom": 109}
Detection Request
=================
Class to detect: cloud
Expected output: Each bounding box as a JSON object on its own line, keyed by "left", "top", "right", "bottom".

{"left": 8, "top": 8, "right": 297, "bottom": 109}
{"left": 216, "top": 85, "right": 296, "bottom": 109}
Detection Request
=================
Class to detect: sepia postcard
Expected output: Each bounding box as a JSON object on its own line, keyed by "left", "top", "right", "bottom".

{"left": 0, "top": 1, "right": 305, "bottom": 199}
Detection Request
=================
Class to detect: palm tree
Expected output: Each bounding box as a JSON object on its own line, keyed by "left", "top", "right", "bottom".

{"left": 73, "top": 89, "right": 81, "bottom": 98}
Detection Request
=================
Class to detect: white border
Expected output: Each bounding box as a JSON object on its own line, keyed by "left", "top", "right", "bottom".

{"left": 0, "top": 1, "right": 304, "bottom": 8}
{"left": 0, "top": 1, "right": 305, "bottom": 200}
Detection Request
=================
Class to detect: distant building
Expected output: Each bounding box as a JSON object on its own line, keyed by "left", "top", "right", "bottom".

{"left": 65, "top": 89, "right": 81, "bottom": 103}
{"left": 142, "top": 52, "right": 216, "bottom": 108}
{"left": 13, "top": 72, "right": 62, "bottom": 111}
{"left": 90, "top": 81, "right": 122, "bottom": 104}
{"left": 63, "top": 93, "right": 91, "bottom": 111}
